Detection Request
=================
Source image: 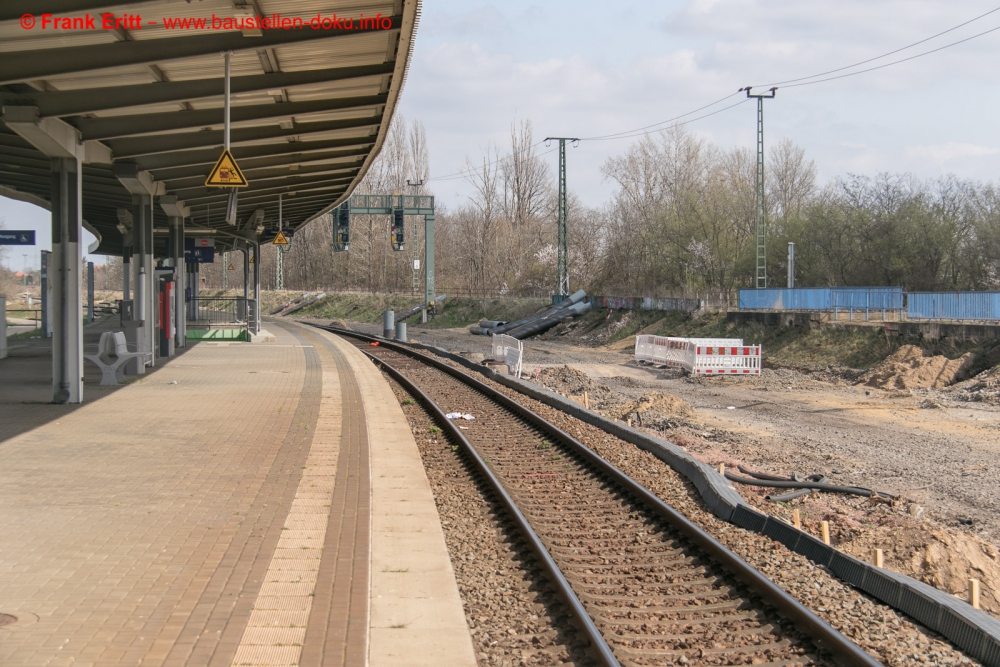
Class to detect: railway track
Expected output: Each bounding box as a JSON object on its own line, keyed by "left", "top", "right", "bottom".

{"left": 319, "top": 326, "right": 881, "bottom": 667}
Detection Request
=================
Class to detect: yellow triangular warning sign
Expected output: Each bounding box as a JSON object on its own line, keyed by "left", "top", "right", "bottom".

{"left": 205, "top": 149, "right": 248, "bottom": 188}
{"left": 249, "top": 256, "right": 254, "bottom": 263}
{"left": 273, "top": 231, "right": 289, "bottom": 246}
{"left": 228, "top": 264, "right": 235, "bottom": 271}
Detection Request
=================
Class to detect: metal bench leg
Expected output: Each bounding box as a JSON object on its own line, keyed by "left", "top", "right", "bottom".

{"left": 100, "top": 364, "right": 120, "bottom": 386}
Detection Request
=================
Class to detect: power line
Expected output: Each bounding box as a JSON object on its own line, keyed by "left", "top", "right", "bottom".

{"left": 581, "top": 99, "right": 749, "bottom": 142}
{"left": 778, "top": 24, "right": 1000, "bottom": 89}
{"left": 578, "top": 91, "right": 741, "bottom": 141}
{"left": 757, "top": 5, "right": 1000, "bottom": 88}
{"left": 429, "top": 145, "right": 556, "bottom": 182}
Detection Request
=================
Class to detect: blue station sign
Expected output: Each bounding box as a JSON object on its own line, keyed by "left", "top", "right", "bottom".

{"left": 0, "top": 230, "right": 35, "bottom": 245}
{"left": 184, "top": 247, "right": 215, "bottom": 264}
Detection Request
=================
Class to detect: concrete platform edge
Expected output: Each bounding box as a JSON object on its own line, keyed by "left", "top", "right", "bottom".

{"left": 320, "top": 332, "right": 477, "bottom": 667}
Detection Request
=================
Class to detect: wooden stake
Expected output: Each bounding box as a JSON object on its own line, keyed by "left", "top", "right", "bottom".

{"left": 875, "top": 549, "right": 884, "bottom": 568}
{"left": 792, "top": 509, "right": 801, "bottom": 530}
{"left": 718, "top": 463, "right": 726, "bottom": 476}
{"left": 970, "top": 579, "right": 981, "bottom": 609}
{"left": 821, "top": 521, "right": 831, "bottom": 546}
{"left": 584, "top": 391, "right": 589, "bottom": 410}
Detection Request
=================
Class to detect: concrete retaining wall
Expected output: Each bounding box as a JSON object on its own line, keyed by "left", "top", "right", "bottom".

{"left": 727, "top": 310, "right": 1000, "bottom": 342}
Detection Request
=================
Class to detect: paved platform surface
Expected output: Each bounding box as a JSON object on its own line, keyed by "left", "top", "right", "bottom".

{"left": 0, "top": 319, "right": 474, "bottom": 666}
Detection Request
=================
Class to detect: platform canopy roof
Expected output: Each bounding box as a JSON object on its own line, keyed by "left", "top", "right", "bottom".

{"left": 0, "top": 0, "right": 418, "bottom": 254}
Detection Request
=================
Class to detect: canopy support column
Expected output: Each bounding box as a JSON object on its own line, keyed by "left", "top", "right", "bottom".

{"left": 50, "top": 156, "right": 83, "bottom": 404}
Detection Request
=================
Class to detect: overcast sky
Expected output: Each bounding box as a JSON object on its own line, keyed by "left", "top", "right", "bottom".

{"left": 3, "top": 0, "right": 1000, "bottom": 269}
{"left": 404, "top": 0, "right": 1000, "bottom": 208}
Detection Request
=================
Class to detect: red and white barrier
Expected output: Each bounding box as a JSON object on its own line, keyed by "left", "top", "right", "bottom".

{"left": 635, "top": 335, "right": 761, "bottom": 375}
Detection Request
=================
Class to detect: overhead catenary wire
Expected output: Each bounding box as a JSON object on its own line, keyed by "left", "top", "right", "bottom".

{"left": 773, "top": 24, "right": 1000, "bottom": 90}
{"left": 429, "top": 145, "right": 558, "bottom": 183}
{"left": 578, "top": 91, "right": 742, "bottom": 141}
{"left": 428, "top": 98, "right": 752, "bottom": 184}
{"left": 756, "top": 4, "right": 1000, "bottom": 88}
{"left": 580, "top": 99, "right": 750, "bottom": 142}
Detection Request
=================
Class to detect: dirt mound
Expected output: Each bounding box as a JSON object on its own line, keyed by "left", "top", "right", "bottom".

{"left": 607, "top": 392, "right": 696, "bottom": 431}
{"left": 537, "top": 365, "right": 616, "bottom": 407}
{"left": 605, "top": 318, "right": 666, "bottom": 352}
{"left": 858, "top": 345, "right": 974, "bottom": 390}
{"left": 329, "top": 318, "right": 351, "bottom": 330}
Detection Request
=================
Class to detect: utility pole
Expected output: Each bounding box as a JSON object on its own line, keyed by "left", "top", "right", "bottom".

{"left": 742, "top": 86, "right": 776, "bottom": 289}
{"left": 406, "top": 179, "right": 424, "bottom": 296}
{"left": 544, "top": 137, "right": 579, "bottom": 297}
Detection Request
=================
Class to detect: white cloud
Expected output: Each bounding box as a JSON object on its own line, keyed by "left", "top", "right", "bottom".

{"left": 906, "top": 142, "right": 1000, "bottom": 162}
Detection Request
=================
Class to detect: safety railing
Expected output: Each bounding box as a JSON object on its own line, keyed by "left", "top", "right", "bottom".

{"left": 192, "top": 297, "right": 243, "bottom": 325}
{"left": 4, "top": 308, "right": 42, "bottom": 329}
{"left": 636, "top": 335, "right": 760, "bottom": 375}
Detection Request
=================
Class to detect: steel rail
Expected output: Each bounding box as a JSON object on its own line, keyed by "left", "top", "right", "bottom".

{"left": 315, "top": 324, "right": 883, "bottom": 667}
{"left": 357, "top": 346, "right": 621, "bottom": 667}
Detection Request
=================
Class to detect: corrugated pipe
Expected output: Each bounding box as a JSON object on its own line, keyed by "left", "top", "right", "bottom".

{"left": 269, "top": 292, "right": 312, "bottom": 315}
{"left": 724, "top": 471, "right": 898, "bottom": 501}
{"left": 280, "top": 292, "right": 327, "bottom": 316}
{"left": 767, "top": 477, "right": 828, "bottom": 502}
{"left": 477, "top": 290, "right": 587, "bottom": 336}
{"left": 396, "top": 294, "right": 447, "bottom": 322}
{"left": 503, "top": 301, "right": 592, "bottom": 339}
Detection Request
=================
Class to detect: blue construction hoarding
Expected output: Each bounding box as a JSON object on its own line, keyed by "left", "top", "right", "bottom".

{"left": 907, "top": 292, "right": 1000, "bottom": 321}
{"left": 738, "top": 287, "right": 904, "bottom": 312}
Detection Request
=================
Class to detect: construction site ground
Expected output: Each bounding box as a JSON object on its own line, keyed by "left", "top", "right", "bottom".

{"left": 301, "top": 308, "right": 1000, "bottom": 619}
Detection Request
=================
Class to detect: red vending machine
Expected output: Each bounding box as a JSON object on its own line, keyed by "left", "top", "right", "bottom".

{"left": 156, "top": 268, "right": 175, "bottom": 358}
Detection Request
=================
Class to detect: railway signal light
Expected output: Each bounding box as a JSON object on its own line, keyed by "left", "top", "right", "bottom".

{"left": 333, "top": 201, "right": 350, "bottom": 251}
{"left": 391, "top": 208, "right": 405, "bottom": 251}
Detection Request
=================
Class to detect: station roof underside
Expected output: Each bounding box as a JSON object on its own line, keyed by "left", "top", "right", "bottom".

{"left": 0, "top": 0, "right": 417, "bottom": 255}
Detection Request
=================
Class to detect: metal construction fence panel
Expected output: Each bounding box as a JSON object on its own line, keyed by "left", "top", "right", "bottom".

{"left": 739, "top": 287, "right": 903, "bottom": 312}
{"left": 907, "top": 292, "right": 1000, "bottom": 321}
{"left": 635, "top": 335, "right": 760, "bottom": 375}
{"left": 690, "top": 343, "right": 762, "bottom": 375}
{"left": 492, "top": 333, "right": 523, "bottom": 377}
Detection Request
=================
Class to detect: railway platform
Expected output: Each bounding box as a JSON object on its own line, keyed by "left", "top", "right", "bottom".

{"left": 0, "top": 319, "right": 475, "bottom": 667}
